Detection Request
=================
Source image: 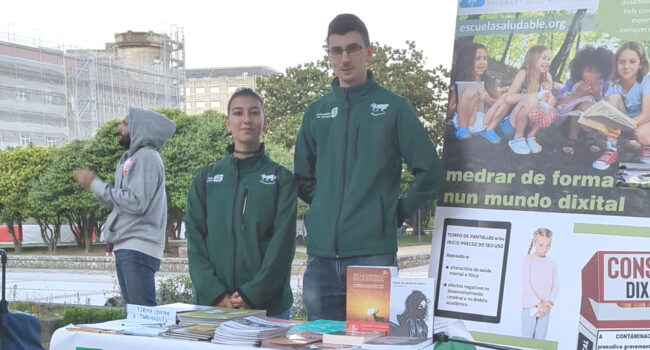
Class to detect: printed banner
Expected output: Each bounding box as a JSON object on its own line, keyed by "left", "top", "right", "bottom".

{"left": 430, "top": 1, "right": 650, "bottom": 349}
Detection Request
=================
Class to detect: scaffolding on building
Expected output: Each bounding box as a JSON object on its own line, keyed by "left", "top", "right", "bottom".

{"left": 0, "top": 27, "right": 185, "bottom": 149}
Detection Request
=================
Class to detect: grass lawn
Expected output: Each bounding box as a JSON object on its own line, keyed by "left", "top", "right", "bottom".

{"left": 397, "top": 232, "right": 433, "bottom": 246}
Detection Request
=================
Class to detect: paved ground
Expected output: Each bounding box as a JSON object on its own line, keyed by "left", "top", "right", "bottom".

{"left": 6, "top": 245, "right": 432, "bottom": 306}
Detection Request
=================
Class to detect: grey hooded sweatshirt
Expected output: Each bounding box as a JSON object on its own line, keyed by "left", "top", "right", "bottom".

{"left": 90, "top": 108, "right": 176, "bottom": 260}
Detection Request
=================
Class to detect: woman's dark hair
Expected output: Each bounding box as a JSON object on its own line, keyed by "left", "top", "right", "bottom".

{"left": 450, "top": 42, "right": 495, "bottom": 92}
{"left": 227, "top": 88, "right": 264, "bottom": 116}
{"left": 569, "top": 45, "right": 614, "bottom": 83}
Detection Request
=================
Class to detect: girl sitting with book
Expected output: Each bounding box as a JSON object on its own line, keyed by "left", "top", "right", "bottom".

{"left": 555, "top": 46, "right": 614, "bottom": 155}
{"left": 449, "top": 42, "right": 501, "bottom": 143}
{"left": 592, "top": 41, "right": 650, "bottom": 170}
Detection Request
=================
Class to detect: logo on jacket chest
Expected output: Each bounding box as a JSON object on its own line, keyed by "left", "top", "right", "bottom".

{"left": 370, "top": 103, "right": 389, "bottom": 116}
{"left": 316, "top": 107, "right": 338, "bottom": 119}
{"left": 260, "top": 174, "right": 277, "bottom": 185}
{"left": 122, "top": 158, "right": 134, "bottom": 176}
{"left": 207, "top": 174, "right": 224, "bottom": 183}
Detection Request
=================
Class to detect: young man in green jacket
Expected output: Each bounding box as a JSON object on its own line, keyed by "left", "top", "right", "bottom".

{"left": 185, "top": 88, "right": 296, "bottom": 318}
{"left": 294, "top": 13, "right": 443, "bottom": 321}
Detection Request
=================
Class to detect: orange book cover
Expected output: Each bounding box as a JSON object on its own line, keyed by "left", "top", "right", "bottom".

{"left": 345, "top": 266, "right": 393, "bottom": 334}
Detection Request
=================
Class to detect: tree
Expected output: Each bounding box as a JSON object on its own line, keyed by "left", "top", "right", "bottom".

{"left": 0, "top": 145, "right": 51, "bottom": 252}
{"left": 159, "top": 109, "right": 230, "bottom": 244}
{"left": 265, "top": 113, "right": 303, "bottom": 150}
{"left": 370, "top": 41, "right": 449, "bottom": 146}
{"left": 27, "top": 174, "right": 65, "bottom": 253}
{"left": 257, "top": 62, "right": 331, "bottom": 119}
{"left": 550, "top": 9, "right": 587, "bottom": 79}
{"left": 44, "top": 139, "right": 101, "bottom": 252}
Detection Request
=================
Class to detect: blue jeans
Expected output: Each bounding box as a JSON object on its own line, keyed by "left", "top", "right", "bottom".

{"left": 521, "top": 308, "right": 550, "bottom": 339}
{"left": 114, "top": 249, "right": 160, "bottom": 306}
{"left": 302, "top": 253, "right": 397, "bottom": 321}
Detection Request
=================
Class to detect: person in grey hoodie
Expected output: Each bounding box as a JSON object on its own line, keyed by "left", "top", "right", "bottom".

{"left": 74, "top": 108, "right": 175, "bottom": 306}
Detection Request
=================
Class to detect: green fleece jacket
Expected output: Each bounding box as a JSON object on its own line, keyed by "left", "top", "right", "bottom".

{"left": 185, "top": 145, "right": 296, "bottom": 314}
{"left": 294, "top": 71, "right": 442, "bottom": 258}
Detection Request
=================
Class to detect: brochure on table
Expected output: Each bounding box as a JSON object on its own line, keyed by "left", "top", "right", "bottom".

{"left": 430, "top": 1, "right": 650, "bottom": 349}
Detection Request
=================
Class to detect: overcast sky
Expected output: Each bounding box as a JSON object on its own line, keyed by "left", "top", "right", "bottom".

{"left": 3, "top": 0, "right": 457, "bottom": 72}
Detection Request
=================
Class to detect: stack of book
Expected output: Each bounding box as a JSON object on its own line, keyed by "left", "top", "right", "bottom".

{"left": 360, "top": 336, "right": 432, "bottom": 350}
{"left": 211, "top": 316, "right": 301, "bottom": 347}
{"left": 289, "top": 319, "right": 347, "bottom": 334}
{"left": 176, "top": 307, "right": 265, "bottom": 327}
{"left": 160, "top": 324, "right": 216, "bottom": 341}
{"left": 322, "top": 329, "right": 384, "bottom": 346}
{"left": 261, "top": 331, "right": 323, "bottom": 349}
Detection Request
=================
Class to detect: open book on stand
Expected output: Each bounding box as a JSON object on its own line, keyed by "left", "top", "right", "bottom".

{"left": 577, "top": 100, "right": 636, "bottom": 133}
{"left": 455, "top": 81, "right": 486, "bottom": 111}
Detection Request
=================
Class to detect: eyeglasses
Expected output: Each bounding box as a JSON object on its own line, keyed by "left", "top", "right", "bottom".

{"left": 327, "top": 43, "right": 365, "bottom": 57}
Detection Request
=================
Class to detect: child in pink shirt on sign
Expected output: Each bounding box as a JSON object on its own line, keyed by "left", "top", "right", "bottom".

{"left": 521, "top": 228, "right": 558, "bottom": 340}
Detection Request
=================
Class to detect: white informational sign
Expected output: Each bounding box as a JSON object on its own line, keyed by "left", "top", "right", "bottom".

{"left": 126, "top": 304, "right": 176, "bottom": 326}
{"left": 435, "top": 219, "right": 510, "bottom": 323}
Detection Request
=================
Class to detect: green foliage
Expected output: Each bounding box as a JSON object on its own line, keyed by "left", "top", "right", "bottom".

{"left": 469, "top": 10, "right": 620, "bottom": 83}
{"left": 61, "top": 306, "right": 126, "bottom": 325}
{"left": 41, "top": 140, "right": 100, "bottom": 249}
{"left": 156, "top": 275, "right": 195, "bottom": 305}
{"left": 370, "top": 41, "right": 449, "bottom": 146}
{"left": 290, "top": 284, "right": 308, "bottom": 321}
{"left": 265, "top": 113, "right": 303, "bottom": 150}
{"left": 159, "top": 109, "right": 230, "bottom": 236}
{"left": 257, "top": 61, "right": 330, "bottom": 119}
{"left": 397, "top": 230, "right": 433, "bottom": 246}
{"left": 82, "top": 119, "right": 122, "bottom": 184}
{"left": 0, "top": 145, "right": 52, "bottom": 251}
{"left": 0, "top": 145, "right": 51, "bottom": 218}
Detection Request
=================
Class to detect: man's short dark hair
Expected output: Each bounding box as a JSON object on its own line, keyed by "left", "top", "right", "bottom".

{"left": 327, "top": 14, "right": 369, "bottom": 46}
{"left": 227, "top": 87, "right": 264, "bottom": 115}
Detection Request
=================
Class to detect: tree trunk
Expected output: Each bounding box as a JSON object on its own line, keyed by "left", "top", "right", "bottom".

{"left": 176, "top": 215, "right": 183, "bottom": 240}
{"left": 52, "top": 223, "right": 61, "bottom": 253}
{"left": 550, "top": 9, "right": 586, "bottom": 79}
{"left": 17, "top": 217, "right": 23, "bottom": 244}
{"left": 501, "top": 12, "right": 520, "bottom": 63}
{"left": 164, "top": 208, "right": 179, "bottom": 254}
{"left": 68, "top": 213, "right": 84, "bottom": 248}
{"left": 5, "top": 218, "right": 22, "bottom": 253}
{"left": 84, "top": 214, "right": 96, "bottom": 253}
{"left": 37, "top": 219, "right": 54, "bottom": 253}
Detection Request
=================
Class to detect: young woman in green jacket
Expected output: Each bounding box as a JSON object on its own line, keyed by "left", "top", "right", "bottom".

{"left": 185, "top": 88, "right": 297, "bottom": 318}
